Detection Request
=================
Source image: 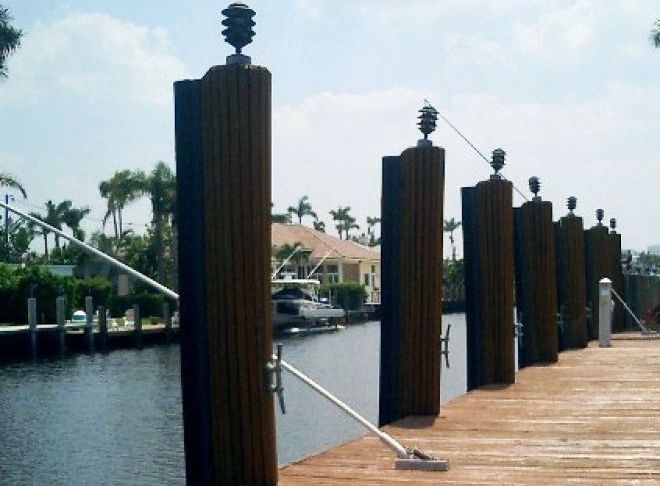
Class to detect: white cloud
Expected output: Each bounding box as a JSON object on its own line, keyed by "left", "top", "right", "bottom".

{"left": 0, "top": 12, "right": 187, "bottom": 106}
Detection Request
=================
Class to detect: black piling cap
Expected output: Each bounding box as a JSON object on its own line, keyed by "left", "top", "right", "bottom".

{"left": 417, "top": 103, "right": 438, "bottom": 141}
{"left": 610, "top": 218, "right": 617, "bottom": 232}
{"left": 567, "top": 196, "right": 577, "bottom": 214}
{"left": 596, "top": 208, "right": 604, "bottom": 225}
{"left": 491, "top": 148, "right": 505, "bottom": 176}
{"left": 222, "top": 2, "right": 256, "bottom": 55}
{"left": 529, "top": 176, "right": 541, "bottom": 198}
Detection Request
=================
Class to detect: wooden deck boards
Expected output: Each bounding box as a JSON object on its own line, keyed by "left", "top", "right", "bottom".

{"left": 280, "top": 334, "right": 660, "bottom": 484}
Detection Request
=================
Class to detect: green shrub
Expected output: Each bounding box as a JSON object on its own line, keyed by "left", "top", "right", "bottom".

{"left": 319, "top": 282, "right": 367, "bottom": 311}
{"left": 108, "top": 292, "right": 167, "bottom": 318}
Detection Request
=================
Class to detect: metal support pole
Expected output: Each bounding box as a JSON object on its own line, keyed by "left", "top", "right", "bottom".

{"left": 27, "top": 297, "right": 37, "bottom": 358}
{"left": 56, "top": 296, "right": 66, "bottom": 355}
{"left": 599, "top": 278, "right": 613, "bottom": 347}
{"left": 85, "top": 296, "right": 94, "bottom": 352}
{"left": 163, "top": 302, "right": 172, "bottom": 344}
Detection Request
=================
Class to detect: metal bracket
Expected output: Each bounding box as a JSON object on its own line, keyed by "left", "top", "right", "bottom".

{"left": 265, "top": 343, "right": 286, "bottom": 414}
{"left": 440, "top": 324, "right": 451, "bottom": 368}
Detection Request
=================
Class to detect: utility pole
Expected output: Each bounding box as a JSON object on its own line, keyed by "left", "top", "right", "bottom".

{"left": 4, "top": 194, "right": 14, "bottom": 246}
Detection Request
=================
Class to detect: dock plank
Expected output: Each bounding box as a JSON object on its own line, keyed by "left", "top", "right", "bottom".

{"left": 280, "top": 335, "right": 660, "bottom": 484}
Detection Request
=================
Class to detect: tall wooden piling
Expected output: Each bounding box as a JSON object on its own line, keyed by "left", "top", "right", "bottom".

{"left": 379, "top": 131, "right": 445, "bottom": 425}
{"left": 175, "top": 5, "right": 276, "bottom": 484}
{"left": 85, "top": 296, "right": 94, "bottom": 352}
{"left": 513, "top": 185, "right": 558, "bottom": 367}
{"left": 555, "top": 201, "right": 588, "bottom": 349}
{"left": 56, "top": 296, "right": 66, "bottom": 355}
{"left": 608, "top": 221, "right": 625, "bottom": 332}
{"left": 98, "top": 305, "right": 108, "bottom": 352}
{"left": 585, "top": 212, "right": 609, "bottom": 339}
{"left": 27, "top": 297, "right": 37, "bottom": 358}
{"left": 133, "top": 304, "right": 142, "bottom": 350}
{"left": 462, "top": 150, "right": 515, "bottom": 391}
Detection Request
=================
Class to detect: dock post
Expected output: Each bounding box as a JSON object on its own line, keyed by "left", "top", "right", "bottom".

{"left": 555, "top": 197, "right": 588, "bottom": 349}
{"left": 513, "top": 177, "right": 558, "bottom": 367}
{"left": 585, "top": 209, "right": 609, "bottom": 339}
{"left": 607, "top": 219, "right": 625, "bottom": 332}
{"left": 56, "top": 296, "right": 66, "bottom": 355}
{"left": 379, "top": 105, "right": 445, "bottom": 426}
{"left": 174, "top": 4, "right": 276, "bottom": 483}
{"left": 98, "top": 305, "right": 108, "bottom": 352}
{"left": 599, "top": 278, "right": 613, "bottom": 347}
{"left": 462, "top": 149, "right": 515, "bottom": 390}
{"left": 27, "top": 297, "right": 37, "bottom": 358}
{"left": 133, "top": 304, "right": 142, "bottom": 349}
{"left": 85, "top": 295, "right": 94, "bottom": 352}
{"left": 163, "top": 302, "right": 172, "bottom": 344}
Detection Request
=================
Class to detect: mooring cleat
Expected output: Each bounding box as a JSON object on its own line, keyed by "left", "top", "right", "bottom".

{"left": 395, "top": 447, "right": 449, "bottom": 471}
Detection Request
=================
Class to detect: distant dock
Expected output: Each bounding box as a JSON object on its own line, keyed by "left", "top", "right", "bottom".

{"left": 279, "top": 334, "right": 660, "bottom": 485}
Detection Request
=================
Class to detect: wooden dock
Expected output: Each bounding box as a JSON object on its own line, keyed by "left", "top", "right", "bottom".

{"left": 280, "top": 334, "right": 660, "bottom": 485}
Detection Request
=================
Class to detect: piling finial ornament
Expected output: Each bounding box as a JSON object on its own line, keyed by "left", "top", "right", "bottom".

{"left": 222, "top": 2, "right": 256, "bottom": 65}
{"left": 610, "top": 218, "right": 617, "bottom": 232}
{"left": 567, "top": 196, "right": 577, "bottom": 215}
{"left": 596, "top": 208, "right": 604, "bottom": 226}
{"left": 528, "top": 176, "right": 541, "bottom": 201}
{"left": 491, "top": 148, "right": 505, "bottom": 179}
{"left": 417, "top": 102, "right": 438, "bottom": 147}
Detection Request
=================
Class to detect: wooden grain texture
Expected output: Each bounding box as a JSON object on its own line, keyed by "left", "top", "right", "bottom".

{"left": 280, "top": 335, "right": 660, "bottom": 485}
{"left": 585, "top": 225, "right": 609, "bottom": 339}
{"left": 608, "top": 231, "right": 625, "bottom": 332}
{"left": 380, "top": 146, "right": 445, "bottom": 424}
{"left": 462, "top": 178, "right": 514, "bottom": 390}
{"left": 555, "top": 215, "right": 588, "bottom": 349}
{"left": 200, "top": 63, "right": 276, "bottom": 486}
{"left": 514, "top": 200, "right": 558, "bottom": 367}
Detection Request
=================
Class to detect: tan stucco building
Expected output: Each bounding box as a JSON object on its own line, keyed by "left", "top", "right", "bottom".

{"left": 272, "top": 223, "right": 381, "bottom": 303}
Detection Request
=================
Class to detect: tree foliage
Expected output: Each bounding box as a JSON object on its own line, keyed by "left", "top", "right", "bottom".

{"left": 0, "top": 6, "right": 22, "bottom": 78}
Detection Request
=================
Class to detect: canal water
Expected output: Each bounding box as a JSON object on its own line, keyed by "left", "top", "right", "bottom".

{"left": 0, "top": 316, "right": 467, "bottom": 485}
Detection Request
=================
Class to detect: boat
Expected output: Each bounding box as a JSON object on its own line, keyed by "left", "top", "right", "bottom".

{"left": 271, "top": 278, "right": 346, "bottom": 334}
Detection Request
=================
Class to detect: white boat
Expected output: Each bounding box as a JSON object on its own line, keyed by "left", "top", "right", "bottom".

{"left": 271, "top": 278, "right": 346, "bottom": 333}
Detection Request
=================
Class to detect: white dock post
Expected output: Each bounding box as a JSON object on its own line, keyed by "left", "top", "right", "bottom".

{"left": 163, "top": 302, "right": 172, "bottom": 344}
{"left": 599, "top": 278, "right": 613, "bottom": 347}
{"left": 133, "top": 304, "right": 142, "bottom": 349}
{"left": 27, "top": 297, "right": 37, "bottom": 358}
{"left": 56, "top": 296, "right": 66, "bottom": 355}
{"left": 85, "top": 296, "right": 94, "bottom": 352}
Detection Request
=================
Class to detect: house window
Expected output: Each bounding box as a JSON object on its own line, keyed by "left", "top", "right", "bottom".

{"left": 325, "top": 264, "right": 339, "bottom": 284}
{"left": 371, "top": 264, "right": 376, "bottom": 273}
{"left": 364, "top": 273, "right": 370, "bottom": 286}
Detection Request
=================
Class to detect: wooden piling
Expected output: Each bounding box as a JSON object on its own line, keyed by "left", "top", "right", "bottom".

{"left": 379, "top": 145, "right": 445, "bottom": 425}
{"left": 27, "top": 297, "right": 37, "bottom": 358}
{"left": 85, "top": 296, "right": 94, "bottom": 352}
{"left": 163, "top": 302, "right": 172, "bottom": 344}
{"left": 462, "top": 177, "right": 515, "bottom": 390}
{"left": 175, "top": 61, "right": 276, "bottom": 483}
{"left": 608, "top": 230, "right": 625, "bottom": 332}
{"left": 56, "top": 296, "right": 66, "bottom": 355}
{"left": 133, "top": 304, "right": 142, "bottom": 350}
{"left": 514, "top": 199, "right": 558, "bottom": 367}
{"left": 98, "top": 305, "right": 108, "bottom": 352}
{"left": 584, "top": 224, "right": 609, "bottom": 339}
{"left": 555, "top": 215, "right": 588, "bottom": 349}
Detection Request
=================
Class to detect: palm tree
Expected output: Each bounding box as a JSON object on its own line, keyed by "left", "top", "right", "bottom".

{"left": 63, "top": 205, "right": 91, "bottom": 241}
{"left": 0, "top": 7, "right": 22, "bottom": 78}
{"left": 288, "top": 195, "right": 317, "bottom": 224}
{"left": 135, "top": 161, "right": 176, "bottom": 284}
{"left": 28, "top": 200, "right": 70, "bottom": 257}
{"left": 366, "top": 216, "right": 381, "bottom": 246}
{"left": 99, "top": 170, "right": 142, "bottom": 240}
{"left": 0, "top": 172, "right": 27, "bottom": 198}
{"left": 271, "top": 203, "right": 292, "bottom": 223}
{"left": 341, "top": 217, "right": 360, "bottom": 240}
{"left": 443, "top": 217, "right": 461, "bottom": 261}
{"left": 313, "top": 219, "right": 326, "bottom": 232}
{"left": 329, "top": 206, "right": 352, "bottom": 239}
{"left": 652, "top": 19, "right": 660, "bottom": 48}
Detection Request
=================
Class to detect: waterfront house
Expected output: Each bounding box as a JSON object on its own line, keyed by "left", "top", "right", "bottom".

{"left": 272, "top": 223, "right": 381, "bottom": 303}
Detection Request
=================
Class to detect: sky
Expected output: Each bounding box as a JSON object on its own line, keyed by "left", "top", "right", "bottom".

{"left": 1, "top": 0, "right": 659, "bottom": 257}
